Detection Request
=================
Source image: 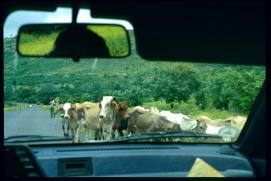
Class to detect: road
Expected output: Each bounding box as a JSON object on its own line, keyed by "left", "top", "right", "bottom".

{"left": 4, "top": 104, "right": 63, "bottom": 138}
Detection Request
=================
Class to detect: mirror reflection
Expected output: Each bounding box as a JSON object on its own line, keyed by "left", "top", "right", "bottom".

{"left": 18, "top": 24, "right": 130, "bottom": 58}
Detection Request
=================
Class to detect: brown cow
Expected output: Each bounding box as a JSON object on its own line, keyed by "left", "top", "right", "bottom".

{"left": 112, "top": 101, "right": 130, "bottom": 138}
{"left": 127, "top": 107, "right": 180, "bottom": 134}
{"left": 73, "top": 102, "right": 102, "bottom": 143}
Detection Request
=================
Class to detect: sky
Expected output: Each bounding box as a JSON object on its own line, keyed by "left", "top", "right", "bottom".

{"left": 4, "top": 8, "right": 133, "bottom": 38}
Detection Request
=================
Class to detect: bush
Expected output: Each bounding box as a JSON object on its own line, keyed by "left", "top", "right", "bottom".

{"left": 143, "top": 99, "right": 171, "bottom": 111}
{"left": 176, "top": 95, "right": 200, "bottom": 115}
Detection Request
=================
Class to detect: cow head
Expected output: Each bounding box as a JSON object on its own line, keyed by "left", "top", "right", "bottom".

{"left": 114, "top": 101, "right": 130, "bottom": 135}
{"left": 60, "top": 103, "right": 71, "bottom": 119}
{"left": 58, "top": 103, "right": 71, "bottom": 137}
{"left": 99, "top": 96, "right": 117, "bottom": 121}
{"left": 117, "top": 101, "right": 130, "bottom": 121}
{"left": 71, "top": 103, "right": 85, "bottom": 121}
{"left": 194, "top": 119, "right": 208, "bottom": 133}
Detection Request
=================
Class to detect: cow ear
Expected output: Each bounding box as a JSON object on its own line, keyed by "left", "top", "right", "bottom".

{"left": 70, "top": 104, "right": 76, "bottom": 111}
{"left": 224, "top": 119, "right": 232, "bottom": 123}
{"left": 58, "top": 104, "right": 64, "bottom": 110}
{"left": 71, "top": 103, "right": 83, "bottom": 110}
{"left": 111, "top": 101, "right": 117, "bottom": 108}
{"left": 84, "top": 105, "right": 91, "bottom": 110}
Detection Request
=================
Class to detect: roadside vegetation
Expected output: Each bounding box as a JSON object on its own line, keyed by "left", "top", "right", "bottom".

{"left": 4, "top": 32, "right": 265, "bottom": 120}
{"left": 4, "top": 102, "right": 29, "bottom": 111}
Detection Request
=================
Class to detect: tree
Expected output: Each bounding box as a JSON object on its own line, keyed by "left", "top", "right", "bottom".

{"left": 150, "top": 64, "right": 201, "bottom": 103}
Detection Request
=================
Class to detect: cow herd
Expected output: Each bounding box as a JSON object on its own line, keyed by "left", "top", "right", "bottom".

{"left": 56, "top": 96, "right": 247, "bottom": 143}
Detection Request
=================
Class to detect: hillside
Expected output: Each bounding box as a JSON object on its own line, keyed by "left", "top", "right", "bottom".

{"left": 4, "top": 32, "right": 265, "bottom": 117}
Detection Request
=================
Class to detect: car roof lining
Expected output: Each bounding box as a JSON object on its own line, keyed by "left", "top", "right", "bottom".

{"left": 3, "top": 0, "right": 265, "bottom": 65}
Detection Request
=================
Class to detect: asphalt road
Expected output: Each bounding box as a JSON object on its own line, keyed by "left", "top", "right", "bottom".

{"left": 4, "top": 104, "right": 63, "bottom": 138}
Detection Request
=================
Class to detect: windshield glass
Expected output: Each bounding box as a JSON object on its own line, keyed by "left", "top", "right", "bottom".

{"left": 4, "top": 8, "right": 265, "bottom": 143}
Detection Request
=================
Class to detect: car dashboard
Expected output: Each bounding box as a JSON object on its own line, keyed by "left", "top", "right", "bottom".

{"left": 4, "top": 143, "right": 255, "bottom": 177}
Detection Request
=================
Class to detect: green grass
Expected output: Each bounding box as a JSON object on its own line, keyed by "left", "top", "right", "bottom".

{"left": 4, "top": 104, "right": 28, "bottom": 111}
{"left": 19, "top": 31, "right": 62, "bottom": 56}
{"left": 18, "top": 25, "right": 129, "bottom": 57}
{"left": 192, "top": 109, "right": 246, "bottom": 120}
{"left": 87, "top": 25, "right": 129, "bottom": 57}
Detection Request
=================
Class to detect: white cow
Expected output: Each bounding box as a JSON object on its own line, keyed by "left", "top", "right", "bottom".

{"left": 132, "top": 106, "right": 160, "bottom": 114}
{"left": 205, "top": 124, "right": 225, "bottom": 135}
{"left": 159, "top": 110, "right": 198, "bottom": 131}
{"left": 99, "top": 96, "right": 117, "bottom": 140}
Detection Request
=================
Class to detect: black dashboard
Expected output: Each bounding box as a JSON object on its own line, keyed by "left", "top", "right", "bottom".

{"left": 4, "top": 143, "right": 255, "bottom": 177}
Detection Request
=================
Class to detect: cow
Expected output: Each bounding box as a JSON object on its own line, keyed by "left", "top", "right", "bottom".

{"left": 195, "top": 115, "right": 246, "bottom": 142}
{"left": 196, "top": 115, "right": 212, "bottom": 123}
{"left": 149, "top": 107, "right": 160, "bottom": 114}
{"left": 205, "top": 124, "right": 226, "bottom": 135}
{"left": 196, "top": 115, "right": 232, "bottom": 127}
{"left": 224, "top": 116, "right": 246, "bottom": 131}
{"left": 98, "top": 96, "right": 118, "bottom": 140}
{"left": 159, "top": 110, "right": 207, "bottom": 133}
{"left": 74, "top": 100, "right": 130, "bottom": 142}
{"left": 73, "top": 102, "right": 102, "bottom": 143}
{"left": 57, "top": 103, "right": 84, "bottom": 142}
{"left": 132, "top": 106, "right": 159, "bottom": 114}
{"left": 127, "top": 107, "right": 180, "bottom": 134}
{"left": 112, "top": 101, "right": 130, "bottom": 138}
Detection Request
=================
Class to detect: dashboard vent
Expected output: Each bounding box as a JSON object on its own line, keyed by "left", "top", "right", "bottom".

{"left": 16, "top": 147, "right": 42, "bottom": 177}
{"left": 56, "top": 146, "right": 179, "bottom": 152}
{"left": 5, "top": 145, "right": 43, "bottom": 177}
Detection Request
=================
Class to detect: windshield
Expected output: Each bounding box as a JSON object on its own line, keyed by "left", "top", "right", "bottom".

{"left": 4, "top": 8, "right": 265, "bottom": 144}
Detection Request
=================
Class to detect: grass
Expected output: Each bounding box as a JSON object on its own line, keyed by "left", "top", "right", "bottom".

{"left": 192, "top": 109, "right": 245, "bottom": 120}
{"left": 87, "top": 25, "right": 129, "bottom": 57}
{"left": 4, "top": 104, "right": 28, "bottom": 111}
{"left": 19, "top": 31, "right": 61, "bottom": 56}
{"left": 18, "top": 25, "right": 129, "bottom": 57}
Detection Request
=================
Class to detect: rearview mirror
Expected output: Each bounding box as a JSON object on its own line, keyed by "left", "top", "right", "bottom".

{"left": 17, "top": 24, "right": 130, "bottom": 58}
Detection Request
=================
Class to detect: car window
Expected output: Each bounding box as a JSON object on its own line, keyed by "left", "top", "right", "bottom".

{"left": 4, "top": 8, "right": 265, "bottom": 143}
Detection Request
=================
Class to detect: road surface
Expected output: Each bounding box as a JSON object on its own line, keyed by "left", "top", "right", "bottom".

{"left": 4, "top": 104, "right": 63, "bottom": 138}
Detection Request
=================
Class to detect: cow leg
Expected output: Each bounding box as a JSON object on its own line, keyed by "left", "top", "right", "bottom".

{"left": 62, "top": 124, "right": 65, "bottom": 137}
{"left": 71, "top": 129, "right": 75, "bottom": 143}
{"left": 102, "top": 125, "right": 112, "bottom": 141}
{"left": 122, "top": 130, "right": 129, "bottom": 137}
{"left": 67, "top": 124, "right": 70, "bottom": 137}
{"left": 102, "top": 121, "right": 118, "bottom": 140}
{"left": 62, "top": 121, "right": 68, "bottom": 137}
{"left": 111, "top": 128, "right": 116, "bottom": 139}
{"left": 74, "top": 121, "right": 84, "bottom": 143}
{"left": 117, "top": 128, "right": 124, "bottom": 137}
{"left": 97, "top": 129, "right": 104, "bottom": 140}
{"left": 86, "top": 129, "right": 96, "bottom": 141}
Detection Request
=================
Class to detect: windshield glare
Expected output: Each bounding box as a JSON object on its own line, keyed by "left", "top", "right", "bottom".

{"left": 4, "top": 9, "right": 265, "bottom": 144}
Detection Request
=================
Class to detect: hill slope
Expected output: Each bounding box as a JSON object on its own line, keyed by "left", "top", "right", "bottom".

{"left": 4, "top": 33, "right": 265, "bottom": 117}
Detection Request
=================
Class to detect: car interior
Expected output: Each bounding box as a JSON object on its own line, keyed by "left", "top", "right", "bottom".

{"left": 3, "top": 0, "right": 266, "bottom": 178}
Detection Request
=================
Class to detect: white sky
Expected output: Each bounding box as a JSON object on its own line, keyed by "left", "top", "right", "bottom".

{"left": 4, "top": 8, "right": 133, "bottom": 38}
